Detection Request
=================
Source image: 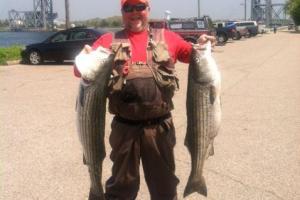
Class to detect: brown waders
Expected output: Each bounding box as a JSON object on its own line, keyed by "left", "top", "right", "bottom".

{"left": 102, "top": 28, "right": 179, "bottom": 200}
{"left": 105, "top": 114, "right": 179, "bottom": 200}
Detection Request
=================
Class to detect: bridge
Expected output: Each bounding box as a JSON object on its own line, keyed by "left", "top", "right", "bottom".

{"left": 251, "top": 0, "right": 291, "bottom": 26}
{"left": 8, "top": 0, "right": 291, "bottom": 31}
{"left": 8, "top": 0, "right": 57, "bottom": 31}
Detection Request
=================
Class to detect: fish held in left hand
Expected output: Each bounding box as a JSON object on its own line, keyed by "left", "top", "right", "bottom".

{"left": 75, "top": 46, "right": 114, "bottom": 199}
{"left": 184, "top": 41, "right": 221, "bottom": 198}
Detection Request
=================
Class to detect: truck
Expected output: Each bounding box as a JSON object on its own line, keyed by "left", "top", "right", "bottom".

{"left": 149, "top": 16, "right": 216, "bottom": 44}
{"left": 213, "top": 22, "right": 241, "bottom": 44}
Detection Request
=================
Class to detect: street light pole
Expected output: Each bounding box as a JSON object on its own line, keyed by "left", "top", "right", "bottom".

{"left": 198, "top": 0, "right": 200, "bottom": 18}
{"left": 240, "top": 0, "right": 247, "bottom": 20}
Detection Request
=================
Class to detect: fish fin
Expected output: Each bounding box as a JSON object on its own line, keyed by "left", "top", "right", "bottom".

{"left": 183, "top": 175, "right": 207, "bottom": 197}
{"left": 209, "top": 85, "right": 217, "bottom": 105}
{"left": 83, "top": 154, "right": 87, "bottom": 165}
{"left": 209, "top": 143, "right": 215, "bottom": 156}
{"left": 79, "top": 83, "right": 85, "bottom": 107}
{"left": 206, "top": 143, "right": 215, "bottom": 159}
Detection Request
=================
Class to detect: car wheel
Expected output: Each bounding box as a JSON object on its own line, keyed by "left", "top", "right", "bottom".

{"left": 245, "top": 31, "right": 251, "bottom": 38}
{"left": 217, "top": 33, "right": 227, "bottom": 44}
{"left": 232, "top": 32, "right": 241, "bottom": 40}
{"left": 28, "top": 50, "right": 42, "bottom": 65}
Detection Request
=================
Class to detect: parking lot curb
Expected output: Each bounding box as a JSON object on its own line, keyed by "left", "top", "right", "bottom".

{"left": 5, "top": 60, "right": 21, "bottom": 65}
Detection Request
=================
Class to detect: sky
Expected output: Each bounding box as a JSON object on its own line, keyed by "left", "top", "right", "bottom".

{"left": 0, "top": 0, "right": 286, "bottom": 21}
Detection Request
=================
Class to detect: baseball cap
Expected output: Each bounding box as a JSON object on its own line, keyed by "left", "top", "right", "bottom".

{"left": 121, "top": 0, "right": 149, "bottom": 6}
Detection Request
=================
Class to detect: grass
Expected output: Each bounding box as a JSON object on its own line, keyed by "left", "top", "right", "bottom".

{"left": 0, "top": 45, "right": 23, "bottom": 65}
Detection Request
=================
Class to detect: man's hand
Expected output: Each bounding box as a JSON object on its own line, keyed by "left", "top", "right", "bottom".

{"left": 197, "top": 34, "right": 217, "bottom": 47}
{"left": 80, "top": 44, "right": 93, "bottom": 55}
{"left": 75, "top": 45, "right": 111, "bottom": 81}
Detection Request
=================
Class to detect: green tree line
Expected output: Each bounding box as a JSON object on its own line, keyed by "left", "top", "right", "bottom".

{"left": 72, "top": 16, "right": 122, "bottom": 28}
{"left": 0, "top": 20, "right": 9, "bottom": 27}
{"left": 286, "top": 0, "right": 300, "bottom": 29}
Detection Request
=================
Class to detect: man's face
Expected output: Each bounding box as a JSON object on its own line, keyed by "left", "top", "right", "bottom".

{"left": 122, "top": 3, "right": 150, "bottom": 32}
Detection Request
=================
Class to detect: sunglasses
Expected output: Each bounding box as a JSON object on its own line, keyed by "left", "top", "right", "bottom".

{"left": 122, "top": 3, "right": 148, "bottom": 13}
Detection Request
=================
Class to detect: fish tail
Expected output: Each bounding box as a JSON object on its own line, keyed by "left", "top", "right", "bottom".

{"left": 183, "top": 175, "right": 207, "bottom": 197}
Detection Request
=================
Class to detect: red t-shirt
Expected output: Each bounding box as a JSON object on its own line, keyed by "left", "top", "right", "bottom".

{"left": 74, "top": 29, "right": 192, "bottom": 77}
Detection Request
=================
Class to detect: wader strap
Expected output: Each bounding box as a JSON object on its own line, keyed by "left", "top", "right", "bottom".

{"left": 149, "top": 27, "right": 165, "bottom": 42}
{"left": 113, "top": 30, "right": 128, "bottom": 43}
{"left": 147, "top": 27, "right": 165, "bottom": 66}
{"left": 112, "top": 30, "right": 131, "bottom": 62}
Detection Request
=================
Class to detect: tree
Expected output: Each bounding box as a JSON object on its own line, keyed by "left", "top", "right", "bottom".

{"left": 111, "top": 20, "right": 122, "bottom": 27}
{"left": 99, "top": 19, "right": 109, "bottom": 27}
{"left": 0, "top": 20, "right": 9, "bottom": 28}
{"left": 287, "top": 0, "right": 300, "bottom": 30}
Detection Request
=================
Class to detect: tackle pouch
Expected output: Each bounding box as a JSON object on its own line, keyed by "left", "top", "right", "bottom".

{"left": 108, "top": 42, "right": 131, "bottom": 92}
{"left": 149, "top": 40, "right": 179, "bottom": 91}
{"left": 150, "top": 66, "right": 179, "bottom": 91}
{"left": 111, "top": 42, "right": 131, "bottom": 62}
{"left": 151, "top": 41, "right": 170, "bottom": 63}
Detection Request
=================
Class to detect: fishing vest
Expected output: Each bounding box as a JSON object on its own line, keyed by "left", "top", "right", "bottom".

{"left": 108, "top": 28, "right": 179, "bottom": 121}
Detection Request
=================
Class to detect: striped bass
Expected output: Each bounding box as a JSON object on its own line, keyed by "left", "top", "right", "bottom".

{"left": 184, "top": 41, "right": 221, "bottom": 197}
{"left": 75, "top": 47, "right": 113, "bottom": 199}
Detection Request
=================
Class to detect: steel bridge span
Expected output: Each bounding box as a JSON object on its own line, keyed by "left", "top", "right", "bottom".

{"left": 8, "top": 0, "right": 57, "bottom": 31}
{"left": 251, "top": 0, "right": 290, "bottom": 26}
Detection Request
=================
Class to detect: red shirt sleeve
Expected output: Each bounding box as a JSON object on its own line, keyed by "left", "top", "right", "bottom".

{"left": 164, "top": 29, "right": 192, "bottom": 63}
{"left": 92, "top": 32, "right": 113, "bottom": 50}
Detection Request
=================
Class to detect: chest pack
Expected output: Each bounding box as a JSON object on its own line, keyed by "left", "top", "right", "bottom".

{"left": 108, "top": 28, "right": 179, "bottom": 120}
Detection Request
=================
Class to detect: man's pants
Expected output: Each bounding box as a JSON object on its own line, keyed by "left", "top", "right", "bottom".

{"left": 105, "top": 115, "right": 179, "bottom": 200}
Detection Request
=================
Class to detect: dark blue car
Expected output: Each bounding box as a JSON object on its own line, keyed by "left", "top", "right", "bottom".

{"left": 21, "top": 27, "right": 105, "bottom": 65}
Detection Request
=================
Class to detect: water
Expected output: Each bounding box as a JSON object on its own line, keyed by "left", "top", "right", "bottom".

{"left": 0, "top": 31, "right": 56, "bottom": 47}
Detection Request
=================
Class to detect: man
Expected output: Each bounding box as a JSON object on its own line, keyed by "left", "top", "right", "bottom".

{"left": 74, "top": 0, "right": 216, "bottom": 199}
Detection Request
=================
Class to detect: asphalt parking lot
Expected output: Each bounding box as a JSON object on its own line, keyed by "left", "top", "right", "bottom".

{"left": 1, "top": 31, "right": 300, "bottom": 200}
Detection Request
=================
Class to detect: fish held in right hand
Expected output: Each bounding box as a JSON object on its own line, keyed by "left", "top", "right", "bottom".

{"left": 184, "top": 41, "right": 221, "bottom": 198}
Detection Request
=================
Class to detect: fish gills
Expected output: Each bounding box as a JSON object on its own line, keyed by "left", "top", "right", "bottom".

{"left": 184, "top": 42, "right": 221, "bottom": 198}
{"left": 76, "top": 54, "right": 113, "bottom": 199}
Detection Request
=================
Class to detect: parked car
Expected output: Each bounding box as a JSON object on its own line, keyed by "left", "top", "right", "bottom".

{"left": 149, "top": 16, "right": 216, "bottom": 44}
{"left": 258, "top": 23, "right": 267, "bottom": 34}
{"left": 213, "top": 22, "right": 240, "bottom": 44}
{"left": 234, "top": 21, "right": 258, "bottom": 36}
{"left": 226, "top": 21, "right": 250, "bottom": 38}
{"left": 288, "top": 23, "right": 295, "bottom": 30}
{"left": 21, "top": 27, "right": 106, "bottom": 65}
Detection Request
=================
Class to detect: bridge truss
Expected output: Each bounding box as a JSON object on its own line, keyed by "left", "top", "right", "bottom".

{"left": 251, "top": 0, "right": 290, "bottom": 26}
{"left": 8, "top": 0, "right": 57, "bottom": 31}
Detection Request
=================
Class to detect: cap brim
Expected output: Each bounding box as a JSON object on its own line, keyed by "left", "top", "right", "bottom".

{"left": 121, "top": 0, "right": 148, "bottom": 6}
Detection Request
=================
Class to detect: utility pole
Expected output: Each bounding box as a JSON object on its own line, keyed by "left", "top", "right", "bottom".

{"left": 241, "top": 0, "right": 247, "bottom": 20}
{"left": 65, "top": 0, "right": 70, "bottom": 29}
{"left": 244, "top": 0, "right": 247, "bottom": 20}
{"left": 198, "top": 0, "right": 200, "bottom": 18}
